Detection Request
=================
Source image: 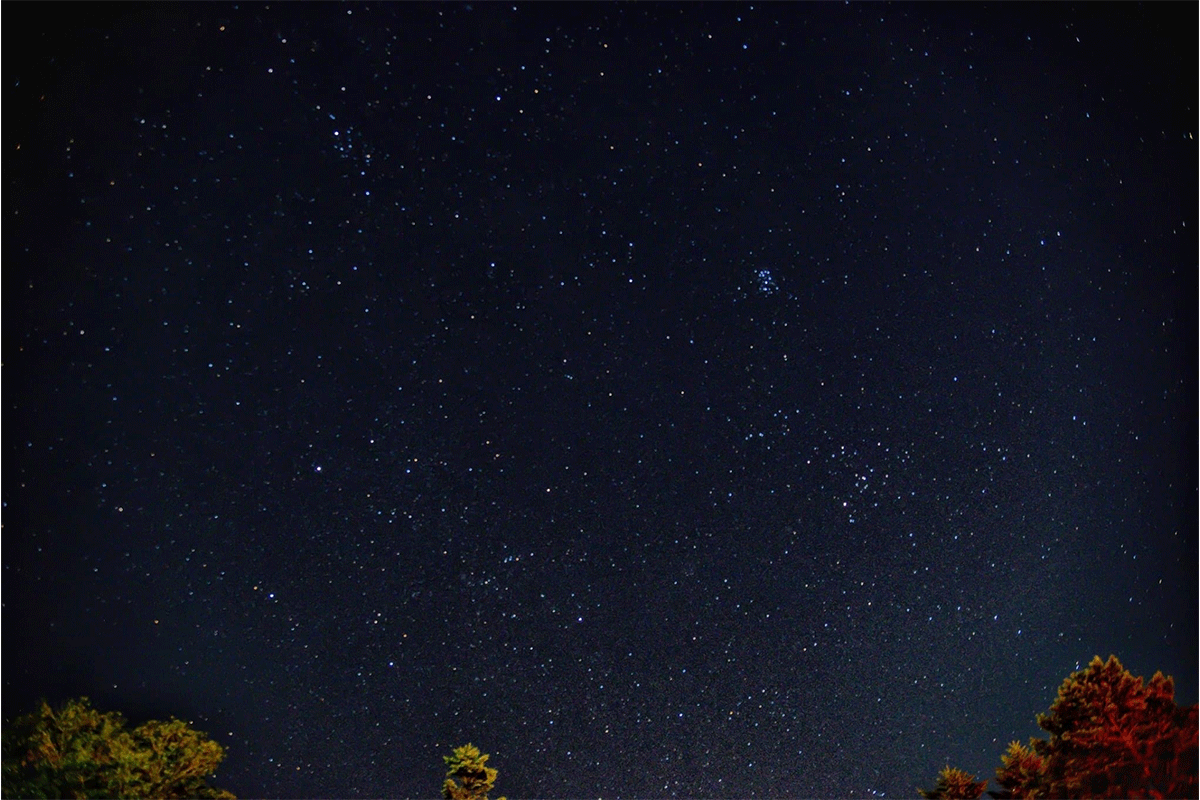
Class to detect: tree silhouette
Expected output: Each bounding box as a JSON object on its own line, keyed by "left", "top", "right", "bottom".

{"left": 2, "top": 697, "right": 234, "bottom": 799}
{"left": 919, "top": 766, "right": 988, "bottom": 799}
{"left": 442, "top": 743, "right": 504, "bottom": 800}
{"left": 921, "top": 656, "right": 1198, "bottom": 799}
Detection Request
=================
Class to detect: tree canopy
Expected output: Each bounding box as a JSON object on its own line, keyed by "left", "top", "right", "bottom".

{"left": 920, "top": 766, "right": 989, "bottom": 799}
{"left": 2, "top": 697, "right": 235, "bottom": 799}
{"left": 442, "top": 743, "right": 504, "bottom": 800}
{"left": 920, "top": 655, "right": 1198, "bottom": 799}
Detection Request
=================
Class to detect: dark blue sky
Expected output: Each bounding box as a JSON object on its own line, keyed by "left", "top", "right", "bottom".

{"left": 5, "top": 3, "right": 1195, "bottom": 797}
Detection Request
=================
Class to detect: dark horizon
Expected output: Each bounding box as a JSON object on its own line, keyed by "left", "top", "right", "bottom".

{"left": 4, "top": 3, "right": 1196, "bottom": 797}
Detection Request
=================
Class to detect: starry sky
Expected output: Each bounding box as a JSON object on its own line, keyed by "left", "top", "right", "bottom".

{"left": 4, "top": 3, "right": 1196, "bottom": 798}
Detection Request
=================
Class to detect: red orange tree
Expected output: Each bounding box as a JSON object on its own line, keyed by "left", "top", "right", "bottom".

{"left": 921, "top": 656, "right": 1198, "bottom": 799}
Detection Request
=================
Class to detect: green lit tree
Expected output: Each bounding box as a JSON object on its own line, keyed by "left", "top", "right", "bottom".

{"left": 919, "top": 766, "right": 988, "bottom": 799}
{"left": 442, "top": 743, "right": 504, "bottom": 800}
{"left": 2, "top": 697, "right": 234, "bottom": 799}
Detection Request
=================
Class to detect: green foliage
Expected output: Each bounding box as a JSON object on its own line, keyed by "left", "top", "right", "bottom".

{"left": 442, "top": 743, "right": 504, "bottom": 800}
{"left": 2, "top": 697, "right": 235, "bottom": 799}
{"left": 919, "top": 765, "right": 988, "bottom": 799}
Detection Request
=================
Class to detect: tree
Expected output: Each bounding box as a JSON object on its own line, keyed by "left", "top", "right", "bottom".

{"left": 919, "top": 766, "right": 988, "bottom": 799}
{"left": 2, "top": 697, "right": 235, "bottom": 799}
{"left": 994, "top": 655, "right": 1198, "bottom": 799}
{"left": 992, "top": 741, "right": 1047, "bottom": 799}
{"left": 922, "top": 656, "right": 1198, "bottom": 799}
{"left": 442, "top": 743, "right": 504, "bottom": 800}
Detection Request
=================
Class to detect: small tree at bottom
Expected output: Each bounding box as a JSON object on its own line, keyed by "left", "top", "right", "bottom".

{"left": 442, "top": 743, "right": 504, "bottom": 800}
{"left": 919, "top": 766, "right": 988, "bottom": 799}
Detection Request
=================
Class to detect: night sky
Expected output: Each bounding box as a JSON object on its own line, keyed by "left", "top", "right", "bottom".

{"left": 5, "top": 3, "right": 1196, "bottom": 798}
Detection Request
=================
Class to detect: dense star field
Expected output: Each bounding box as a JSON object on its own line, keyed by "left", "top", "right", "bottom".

{"left": 5, "top": 3, "right": 1195, "bottom": 797}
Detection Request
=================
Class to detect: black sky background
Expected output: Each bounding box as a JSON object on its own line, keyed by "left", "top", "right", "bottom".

{"left": 4, "top": 3, "right": 1196, "bottom": 797}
